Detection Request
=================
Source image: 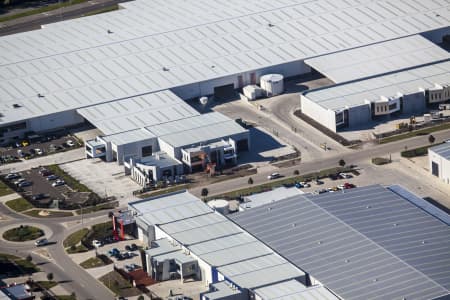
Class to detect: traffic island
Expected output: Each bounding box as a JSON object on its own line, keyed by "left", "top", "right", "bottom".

{"left": 2, "top": 225, "right": 44, "bottom": 242}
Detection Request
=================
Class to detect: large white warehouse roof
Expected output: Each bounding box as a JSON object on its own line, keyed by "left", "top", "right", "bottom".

{"left": 1, "top": 0, "right": 449, "bottom": 125}
{"left": 303, "top": 60, "right": 450, "bottom": 111}
{"left": 305, "top": 34, "right": 450, "bottom": 83}
{"left": 77, "top": 90, "right": 199, "bottom": 135}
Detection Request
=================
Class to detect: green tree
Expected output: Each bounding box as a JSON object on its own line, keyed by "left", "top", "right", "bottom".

{"left": 293, "top": 170, "right": 299, "bottom": 175}
{"left": 428, "top": 134, "right": 435, "bottom": 144}
{"left": 201, "top": 188, "right": 209, "bottom": 198}
{"left": 248, "top": 177, "right": 254, "bottom": 185}
{"left": 339, "top": 159, "right": 346, "bottom": 167}
{"left": 46, "top": 272, "right": 53, "bottom": 281}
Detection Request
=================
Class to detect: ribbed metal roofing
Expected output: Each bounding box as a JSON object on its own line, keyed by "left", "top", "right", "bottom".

{"left": 77, "top": 90, "right": 199, "bottom": 135}
{"left": 1, "top": 0, "right": 449, "bottom": 125}
{"left": 254, "top": 280, "right": 339, "bottom": 300}
{"left": 305, "top": 34, "right": 450, "bottom": 83}
{"left": 429, "top": 141, "right": 450, "bottom": 160}
{"left": 303, "top": 60, "right": 450, "bottom": 111}
{"left": 231, "top": 185, "right": 450, "bottom": 300}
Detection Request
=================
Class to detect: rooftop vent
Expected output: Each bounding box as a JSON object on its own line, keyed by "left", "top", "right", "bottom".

{"left": 37, "top": 93, "right": 44, "bottom": 98}
{"left": 268, "top": 23, "right": 275, "bottom": 27}
{"left": 162, "top": 67, "right": 169, "bottom": 72}
{"left": 0, "top": 113, "right": 4, "bottom": 117}
{"left": 107, "top": 29, "right": 113, "bottom": 34}
{"left": 12, "top": 104, "right": 21, "bottom": 108}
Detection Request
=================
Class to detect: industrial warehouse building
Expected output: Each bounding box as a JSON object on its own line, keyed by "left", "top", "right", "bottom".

{"left": 126, "top": 191, "right": 339, "bottom": 300}
{"left": 79, "top": 89, "right": 250, "bottom": 183}
{"left": 429, "top": 141, "right": 450, "bottom": 184}
{"left": 1, "top": 0, "right": 450, "bottom": 144}
{"left": 301, "top": 60, "right": 450, "bottom": 132}
{"left": 124, "top": 184, "right": 450, "bottom": 300}
{"left": 231, "top": 185, "right": 450, "bottom": 300}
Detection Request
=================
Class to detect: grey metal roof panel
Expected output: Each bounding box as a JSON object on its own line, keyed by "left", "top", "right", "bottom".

{"left": 231, "top": 185, "right": 450, "bottom": 300}
{"left": 305, "top": 35, "right": 450, "bottom": 83}
{"left": 429, "top": 142, "right": 450, "bottom": 160}
{"left": 254, "top": 280, "right": 339, "bottom": 300}
{"left": 303, "top": 60, "right": 450, "bottom": 111}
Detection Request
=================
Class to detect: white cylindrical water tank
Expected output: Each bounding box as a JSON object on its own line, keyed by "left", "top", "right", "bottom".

{"left": 260, "top": 74, "right": 284, "bottom": 96}
{"left": 207, "top": 199, "right": 230, "bottom": 215}
{"left": 199, "top": 96, "right": 208, "bottom": 105}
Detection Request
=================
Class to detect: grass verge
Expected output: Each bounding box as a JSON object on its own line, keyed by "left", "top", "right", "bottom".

{"left": 0, "top": 180, "right": 14, "bottom": 196}
{"left": 0, "top": 253, "right": 40, "bottom": 274}
{"left": 380, "top": 123, "right": 450, "bottom": 144}
{"left": 208, "top": 166, "right": 355, "bottom": 199}
{"left": 63, "top": 228, "right": 89, "bottom": 248}
{"left": 84, "top": 4, "right": 118, "bottom": 16}
{"left": 80, "top": 257, "right": 106, "bottom": 269}
{"left": 401, "top": 144, "right": 438, "bottom": 158}
{"left": 23, "top": 209, "right": 73, "bottom": 218}
{"left": 75, "top": 201, "right": 118, "bottom": 215}
{"left": 5, "top": 197, "right": 33, "bottom": 212}
{"left": 3, "top": 225, "right": 43, "bottom": 241}
{"left": 0, "top": 0, "right": 87, "bottom": 23}
{"left": 371, "top": 157, "right": 392, "bottom": 165}
{"left": 138, "top": 184, "right": 189, "bottom": 199}
{"left": 55, "top": 295, "right": 76, "bottom": 300}
{"left": 66, "top": 244, "right": 88, "bottom": 254}
{"left": 46, "top": 164, "right": 92, "bottom": 192}
{"left": 36, "top": 281, "right": 58, "bottom": 290}
{"left": 99, "top": 271, "right": 141, "bottom": 297}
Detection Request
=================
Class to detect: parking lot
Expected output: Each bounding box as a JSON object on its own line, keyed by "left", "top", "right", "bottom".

{"left": 2, "top": 167, "right": 90, "bottom": 208}
{"left": 0, "top": 132, "right": 81, "bottom": 163}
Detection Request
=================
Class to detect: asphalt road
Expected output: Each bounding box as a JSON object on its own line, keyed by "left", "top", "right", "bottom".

{"left": 190, "top": 129, "right": 450, "bottom": 197}
{"left": 0, "top": 202, "right": 113, "bottom": 300}
{"left": 0, "top": 0, "right": 128, "bottom": 36}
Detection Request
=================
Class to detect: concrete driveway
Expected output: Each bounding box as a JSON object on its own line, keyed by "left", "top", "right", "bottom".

{"left": 59, "top": 158, "right": 140, "bottom": 206}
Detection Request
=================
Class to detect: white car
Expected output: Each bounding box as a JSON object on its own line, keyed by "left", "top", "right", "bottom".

{"left": 52, "top": 179, "right": 65, "bottom": 187}
{"left": 92, "top": 239, "right": 103, "bottom": 248}
{"left": 267, "top": 173, "right": 281, "bottom": 180}
{"left": 35, "top": 148, "right": 43, "bottom": 155}
{"left": 66, "top": 140, "right": 75, "bottom": 147}
{"left": 35, "top": 238, "right": 49, "bottom": 247}
{"left": 339, "top": 173, "right": 352, "bottom": 179}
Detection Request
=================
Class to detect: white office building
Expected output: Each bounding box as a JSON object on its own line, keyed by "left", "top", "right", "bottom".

{"left": 429, "top": 141, "right": 450, "bottom": 184}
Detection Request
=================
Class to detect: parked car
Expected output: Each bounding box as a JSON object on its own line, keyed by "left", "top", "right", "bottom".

{"left": 329, "top": 174, "right": 339, "bottom": 180}
{"left": 124, "top": 263, "right": 140, "bottom": 272}
{"left": 46, "top": 175, "right": 58, "bottom": 181}
{"left": 66, "top": 140, "right": 75, "bottom": 147}
{"left": 267, "top": 173, "right": 281, "bottom": 180}
{"left": 125, "top": 244, "right": 138, "bottom": 251}
{"left": 18, "top": 181, "right": 32, "bottom": 187}
{"left": 108, "top": 248, "right": 120, "bottom": 257}
{"left": 344, "top": 182, "right": 356, "bottom": 189}
{"left": 299, "top": 181, "right": 310, "bottom": 188}
{"left": 339, "top": 173, "right": 352, "bottom": 179}
{"left": 5, "top": 173, "right": 20, "bottom": 180}
{"left": 52, "top": 179, "right": 65, "bottom": 187}
{"left": 315, "top": 179, "right": 324, "bottom": 185}
{"left": 35, "top": 148, "right": 44, "bottom": 155}
{"left": 17, "top": 149, "right": 25, "bottom": 158}
{"left": 14, "top": 178, "right": 26, "bottom": 185}
{"left": 295, "top": 182, "right": 303, "bottom": 189}
{"left": 35, "top": 238, "right": 48, "bottom": 247}
{"left": 39, "top": 168, "right": 51, "bottom": 176}
{"left": 92, "top": 239, "right": 103, "bottom": 248}
{"left": 32, "top": 193, "right": 48, "bottom": 201}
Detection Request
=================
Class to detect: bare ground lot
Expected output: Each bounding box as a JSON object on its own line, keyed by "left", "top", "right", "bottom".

{"left": 59, "top": 158, "right": 140, "bottom": 206}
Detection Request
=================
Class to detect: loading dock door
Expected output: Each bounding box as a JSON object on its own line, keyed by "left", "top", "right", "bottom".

{"left": 214, "top": 84, "right": 235, "bottom": 101}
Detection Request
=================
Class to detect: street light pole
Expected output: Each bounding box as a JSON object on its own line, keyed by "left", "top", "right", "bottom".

{"left": 78, "top": 204, "right": 83, "bottom": 225}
